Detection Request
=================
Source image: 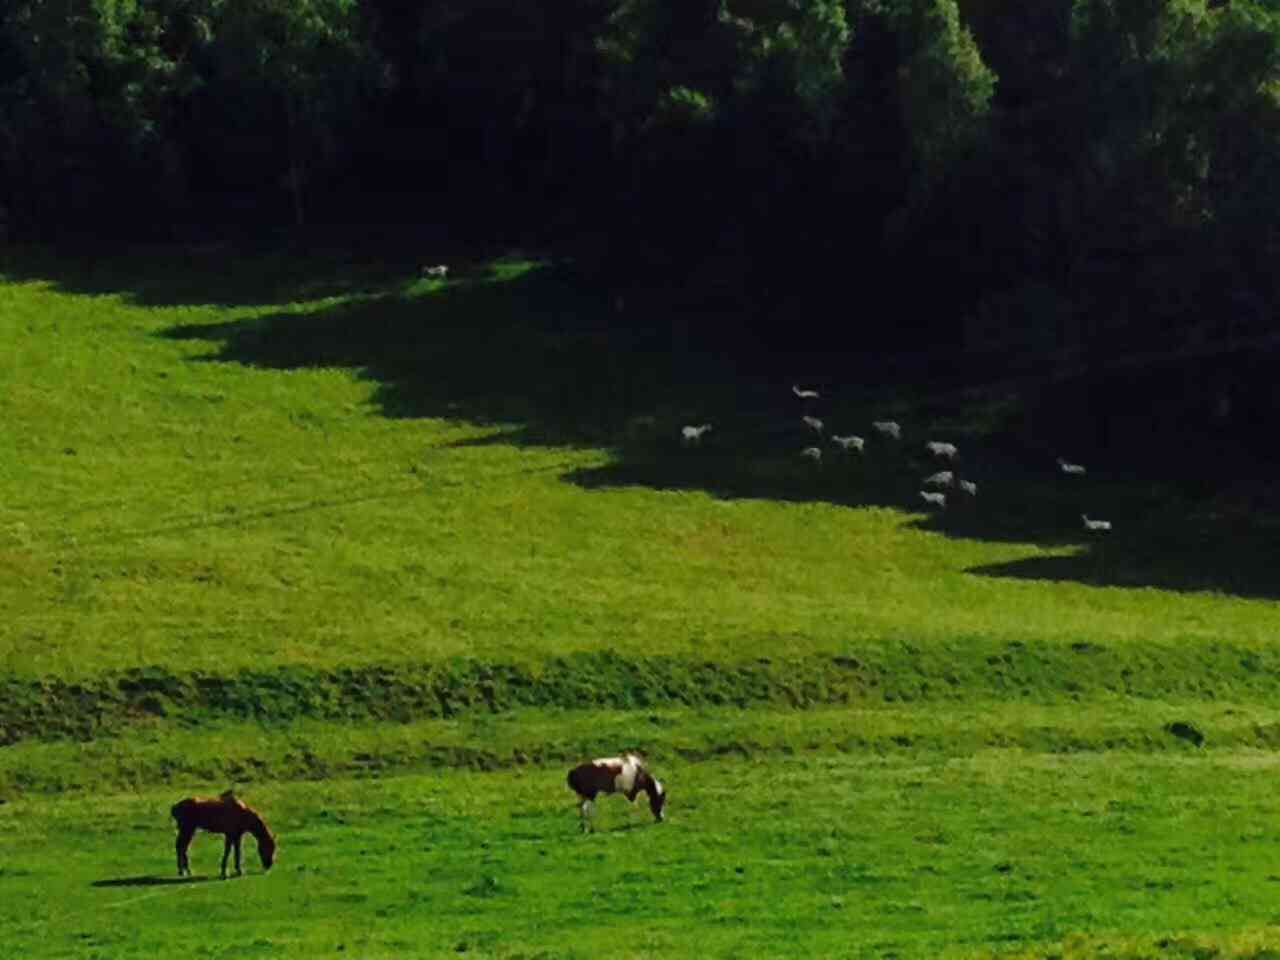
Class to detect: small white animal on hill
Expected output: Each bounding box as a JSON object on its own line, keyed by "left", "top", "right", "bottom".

{"left": 872, "top": 420, "right": 902, "bottom": 440}
{"left": 792, "top": 384, "right": 820, "bottom": 400}
{"left": 422, "top": 264, "right": 449, "bottom": 278}
{"left": 1058, "top": 457, "right": 1086, "bottom": 475}
{"left": 920, "top": 491, "right": 946, "bottom": 508}
{"left": 923, "top": 470, "right": 954, "bottom": 487}
{"left": 801, "top": 446, "right": 823, "bottom": 463}
{"left": 681, "top": 424, "right": 713, "bottom": 446}
{"left": 831, "top": 435, "right": 865, "bottom": 453}
{"left": 802, "top": 415, "right": 824, "bottom": 435}
{"left": 1082, "top": 514, "right": 1112, "bottom": 532}
{"left": 959, "top": 479, "right": 978, "bottom": 496}
{"left": 926, "top": 441, "right": 958, "bottom": 460}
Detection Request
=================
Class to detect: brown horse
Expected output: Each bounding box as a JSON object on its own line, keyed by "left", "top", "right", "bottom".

{"left": 171, "top": 790, "right": 277, "bottom": 878}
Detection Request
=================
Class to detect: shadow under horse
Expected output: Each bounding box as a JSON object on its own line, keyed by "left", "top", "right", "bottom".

{"left": 92, "top": 875, "right": 214, "bottom": 887}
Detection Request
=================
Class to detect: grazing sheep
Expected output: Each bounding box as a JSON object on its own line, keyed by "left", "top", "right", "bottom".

{"left": 923, "top": 470, "right": 954, "bottom": 488}
{"left": 872, "top": 421, "right": 902, "bottom": 440}
{"left": 801, "top": 446, "right": 823, "bottom": 463}
{"left": 919, "top": 491, "right": 946, "bottom": 508}
{"left": 802, "top": 415, "right": 824, "bottom": 435}
{"left": 681, "top": 424, "right": 713, "bottom": 446}
{"left": 1082, "top": 514, "right": 1112, "bottom": 532}
{"left": 831, "top": 435, "right": 865, "bottom": 453}
{"left": 926, "top": 441, "right": 958, "bottom": 460}
{"left": 422, "top": 264, "right": 449, "bottom": 278}
{"left": 959, "top": 479, "right": 978, "bottom": 496}
{"left": 792, "top": 384, "right": 820, "bottom": 400}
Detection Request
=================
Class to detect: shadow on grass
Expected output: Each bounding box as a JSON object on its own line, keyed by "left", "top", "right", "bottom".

{"left": 143, "top": 256, "right": 1280, "bottom": 603}
{"left": 160, "top": 259, "right": 718, "bottom": 442}
{"left": 92, "top": 875, "right": 214, "bottom": 887}
{"left": 965, "top": 524, "right": 1280, "bottom": 598}
{"left": 0, "top": 233, "right": 510, "bottom": 309}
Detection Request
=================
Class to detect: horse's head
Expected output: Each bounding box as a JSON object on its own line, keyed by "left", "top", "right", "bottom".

{"left": 647, "top": 777, "right": 667, "bottom": 823}
{"left": 257, "top": 829, "right": 277, "bottom": 871}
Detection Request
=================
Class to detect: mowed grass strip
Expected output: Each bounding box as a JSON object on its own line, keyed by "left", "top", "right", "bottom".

{"left": 1, "top": 248, "right": 1276, "bottom": 683}
{"left": 3, "top": 752, "right": 1280, "bottom": 959}
{"left": 0, "top": 698, "right": 1263, "bottom": 799}
{"left": 4, "top": 639, "right": 1280, "bottom": 748}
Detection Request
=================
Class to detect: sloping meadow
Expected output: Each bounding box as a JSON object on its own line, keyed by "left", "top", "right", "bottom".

{"left": 5, "top": 250, "right": 1280, "bottom": 956}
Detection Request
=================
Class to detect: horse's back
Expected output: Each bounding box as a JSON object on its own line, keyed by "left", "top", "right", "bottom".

{"left": 568, "top": 760, "right": 624, "bottom": 799}
{"left": 170, "top": 794, "right": 250, "bottom": 832}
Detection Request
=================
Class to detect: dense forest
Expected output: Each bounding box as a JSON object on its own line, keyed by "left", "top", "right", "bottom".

{"left": 3, "top": 1, "right": 1279, "bottom": 456}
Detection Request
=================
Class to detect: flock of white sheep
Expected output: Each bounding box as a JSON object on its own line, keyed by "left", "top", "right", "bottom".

{"left": 682, "top": 384, "right": 1112, "bottom": 534}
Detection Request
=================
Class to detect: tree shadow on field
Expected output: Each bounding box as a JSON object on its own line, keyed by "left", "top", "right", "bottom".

{"left": 0, "top": 230, "right": 500, "bottom": 308}
{"left": 161, "top": 258, "right": 714, "bottom": 443}
{"left": 152, "top": 258, "right": 1280, "bottom": 603}
{"left": 92, "top": 875, "right": 214, "bottom": 887}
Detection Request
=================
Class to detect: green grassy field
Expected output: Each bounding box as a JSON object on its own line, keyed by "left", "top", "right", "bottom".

{"left": 2, "top": 245, "right": 1280, "bottom": 958}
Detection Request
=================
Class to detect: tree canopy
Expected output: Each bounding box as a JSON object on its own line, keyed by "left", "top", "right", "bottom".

{"left": 2, "top": 0, "right": 1277, "bottom": 370}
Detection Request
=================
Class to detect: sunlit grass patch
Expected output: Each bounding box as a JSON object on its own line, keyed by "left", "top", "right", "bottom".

{"left": 4, "top": 752, "right": 1280, "bottom": 958}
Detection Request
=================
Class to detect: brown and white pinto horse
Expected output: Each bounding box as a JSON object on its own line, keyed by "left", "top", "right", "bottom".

{"left": 171, "top": 790, "right": 277, "bottom": 878}
{"left": 567, "top": 753, "right": 666, "bottom": 833}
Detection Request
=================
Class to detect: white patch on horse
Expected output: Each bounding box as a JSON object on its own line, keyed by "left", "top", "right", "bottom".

{"left": 594, "top": 754, "right": 641, "bottom": 798}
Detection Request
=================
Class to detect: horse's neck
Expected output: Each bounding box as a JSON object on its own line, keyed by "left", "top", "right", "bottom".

{"left": 244, "top": 810, "right": 269, "bottom": 840}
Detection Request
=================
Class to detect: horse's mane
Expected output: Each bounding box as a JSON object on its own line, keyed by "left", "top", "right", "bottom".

{"left": 218, "top": 790, "right": 272, "bottom": 842}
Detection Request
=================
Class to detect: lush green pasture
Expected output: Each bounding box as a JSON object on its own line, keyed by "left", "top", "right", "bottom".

{"left": 0, "top": 247, "right": 1275, "bottom": 679}
{"left": 5, "top": 751, "right": 1280, "bottom": 960}
{"left": 3, "top": 246, "right": 1280, "bottom": 957}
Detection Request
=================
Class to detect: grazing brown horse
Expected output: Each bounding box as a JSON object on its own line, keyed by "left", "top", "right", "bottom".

{"left": 171, "top": 790, "right": 277, "bottom": 878}
{"left": 567, "top": 753, "right": 666, "bottom": 833}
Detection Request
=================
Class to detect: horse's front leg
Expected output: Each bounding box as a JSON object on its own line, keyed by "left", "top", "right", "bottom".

{"left": 232, "top": 834, "right": 243, "bottom": 876}
{"left": 220, "top": 836, "right": 233, "bottom": 879}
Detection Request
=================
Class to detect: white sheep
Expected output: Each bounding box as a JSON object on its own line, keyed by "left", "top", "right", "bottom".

{"left": 422, "top": 264, "right": 449, "bottom": 278}
{"left": 681, "top": 423, "right": 713, "bottom": 446}
{"left": 801, "top": 446, "right": 823, "bottom": 463}
{"left": 1058, "top": 457, "right": 1086, "bottom": 475}
{"left": 959, "top": 479, "right": 978, "bottom": 496}
{"left": 1082, "top": 514, "right": 1111, "bottom": 532}
{"left": 926, "top": 441, "right": 958, "bottom": 460}
{"left": 919, "top": 491, "right": 946, "bottom": 508}
{"left": 802, "top": 415, "right": 824, "bottom": 435}
{"left": 792, "top": 384, "right": 820, "bottom": 400}
{"left": 831, "top": 435, "right": 865, "bottom": 453}
{"left": 923, "top": 470, "right": 954, "bottom": 487}
{"left": 872, "top": 420, "right": 902, "bottom": 440}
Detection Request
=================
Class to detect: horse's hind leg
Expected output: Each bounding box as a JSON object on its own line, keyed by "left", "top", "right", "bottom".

{"left": 220, "top": 836, "right": 233, "bottom": 879}
{"left": 176, "top": 826, "right": 195, "bottom": 877}
{"left": 232, "top": 834, "right": 243, "bottom": 876}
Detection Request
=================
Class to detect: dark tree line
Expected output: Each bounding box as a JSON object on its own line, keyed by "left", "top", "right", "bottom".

{"left": 3, "top": 1, "right": 1279, "bottom": 386}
